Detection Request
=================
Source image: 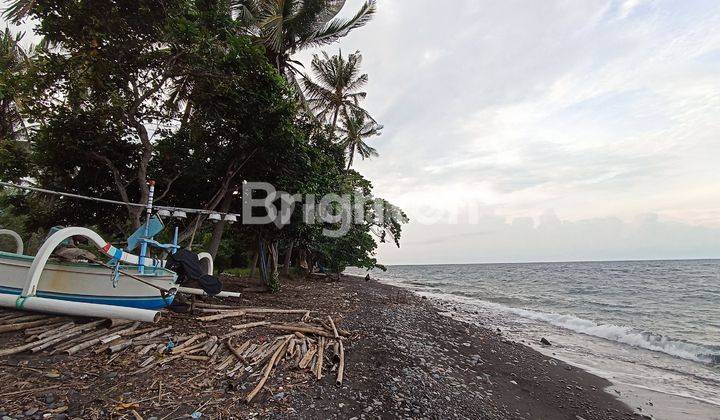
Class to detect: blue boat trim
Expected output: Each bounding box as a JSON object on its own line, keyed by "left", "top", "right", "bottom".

{"left": 0, "top": 285, "right": 172, "bottom": 310}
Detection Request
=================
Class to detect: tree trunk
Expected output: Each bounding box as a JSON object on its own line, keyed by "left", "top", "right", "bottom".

{"left": 208, "top": 191, "right": 233, "bottom": 259}
{"left": 283, "top": 240, "right": 294, "bottom": 276}
{"left": 249, "top": 251, "right": 258, "bottom": 277}
{"left": 269, "top": 241, "right": 279, "bottom": 277}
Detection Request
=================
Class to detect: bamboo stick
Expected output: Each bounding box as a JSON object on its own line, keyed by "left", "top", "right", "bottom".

{"left": 227, "top": 338, "right": 248, "bottom": 363}
{"left": 64, "top": 322, "right": 140, "bottom": 355}
{"left": 299, "top": 346, "right": 317, "bottom": 369}
{"left": 267, "top": 324, "right": 336, "bottom": 338}
{"left": 239, "top": 308, "right": 309, "bottom": 314}
{"left": 316, "top": 337, "right": 324, "bottom": 379}
{"left": 169, "top": 332, "right": 205, "bottom": 354}
{"left": 0, "top": 314, "right": 49, "bottom": 325}
{"left": 0, "top": 317, "right": 64, "bottom": 334}
{"left": 201, "top": 336, "right": 218, "bottom": 354}
{"left": 246, "top": 336, "right": 292, "bottom": 403}
{"left": 220, "top": 321, "right": 269, "bottom": 340}
{"left": 26, "top": 320, "right": 105, "bottom": 354}
{"left": 197, "top": 311, "right": 245, "bottom": 322}
{"left": 107, "top": 326, "right": 172, "bottom": 354}
{"left": 184, "top": 355, "right": 209, "bottom": 361}
{"left": 336, "top": 339, "right": 345, "bottom": 386}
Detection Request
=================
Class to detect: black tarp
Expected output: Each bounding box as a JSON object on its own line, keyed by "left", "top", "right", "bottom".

{"left": 166, "top": 249, "right": 222, "bottom": 296}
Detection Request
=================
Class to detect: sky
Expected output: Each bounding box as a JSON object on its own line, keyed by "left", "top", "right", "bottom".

{"left": 3, "top": 1, "right": 720, "bottom": 265}
{"left": 296, "top": 0, "right": 720, "bottom": 264}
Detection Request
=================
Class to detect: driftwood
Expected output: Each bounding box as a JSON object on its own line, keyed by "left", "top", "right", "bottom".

{"left": 315, "top": 337, "right": 324, "bottom": 379}
{"left": 336, "top": 340, "right": 345, "bottom": 385}
{"left": 267, "top": 324, "right": 336, "bottom": 338}
{"left": 299, "top": 345, "right": 317, "bottom": 369}
{"left": 328, "top": 316, "right": 345, "bottom": 385}
{"left": 183, "top": 355, "right": 208, "bottom": 361}
{"left": 0, "top": 317, "right": 64, "bottom": 334}
{"left": 227, "top": 339, "right": 250, "bottom": 363}
{"left": 246, "top": 336, "right": 292, "bottom": 403}
{"left": 202, "top": 336, "right": 218, "bottom": 354}
{"left": 64, "top": 322, "right": 140, "bottom": 355}
{"left": 197, "top": 311, "right": 245, "bottom": 322}
{"left": 0, "top": 314, "right": 49, "bottom": 326}
{"left": 192, "top": 302, "right": 238, "bottom": 310}
{"left": 220, "top": 321, "right": 270, "bottom": 340}
{"left": 107, "top": 326, "right": 172, "bottom": 354}
{"left": 27, "top": 320, "right": 105, "bottom": 354}
{"left": 169, "top": 333, "right": 206, "bottom": 354}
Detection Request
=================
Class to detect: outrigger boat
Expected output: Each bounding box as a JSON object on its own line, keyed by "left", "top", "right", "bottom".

{"left": 0, "top": 181, "right": 231, "bottom": 322}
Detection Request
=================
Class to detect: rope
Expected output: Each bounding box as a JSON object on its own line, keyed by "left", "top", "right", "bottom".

{"left": 0, "top": 181, "right": 241, "bottom": 218}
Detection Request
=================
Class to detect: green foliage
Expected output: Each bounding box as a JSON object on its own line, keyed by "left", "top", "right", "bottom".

{"left": 1, "top": 0, "right": 406, "bottom": 283}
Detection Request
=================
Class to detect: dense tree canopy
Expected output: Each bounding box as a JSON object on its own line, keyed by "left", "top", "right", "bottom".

{"left": 0, "top": 0, "right": 406, "bottom": 286}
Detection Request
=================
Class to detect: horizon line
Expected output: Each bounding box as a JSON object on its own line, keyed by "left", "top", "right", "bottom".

{"left": 376, "top": 257, "right": 720, "bottom": 267}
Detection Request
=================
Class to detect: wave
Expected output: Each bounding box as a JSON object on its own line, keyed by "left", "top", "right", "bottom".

{"left": 418, "top": 290, "right": 719, "bottom": 365}
{"left": 501, "top": 306, "right": 720, "bottom": 365}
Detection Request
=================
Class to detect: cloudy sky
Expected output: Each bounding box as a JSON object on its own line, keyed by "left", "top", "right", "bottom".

{"left": 3, "top": 1, "right": 719, "bottom": 264}
{"left": 297, "top": 0, "right": 720, "bottom": 264}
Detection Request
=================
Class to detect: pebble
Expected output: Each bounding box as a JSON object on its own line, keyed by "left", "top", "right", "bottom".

{"left": 25, "top": 408, "right": 38, "bottom": 416}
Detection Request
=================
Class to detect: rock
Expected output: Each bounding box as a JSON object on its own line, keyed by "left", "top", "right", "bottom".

{"left": 540, "top": 337, "right": 551, "bottom": 346}
{"left": 509, "top": 380, "right": 518, "bottom": 385}
{"left": 106, "top": 372, "right": 118, "bottom": 379}
{"left": 273, "top": 392, "right": 286, "bottom": 400}
{"left": 25, "top": 408, "right": 39, "bottom": 416}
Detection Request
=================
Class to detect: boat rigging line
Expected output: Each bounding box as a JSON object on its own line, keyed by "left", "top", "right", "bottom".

{"left": 0, "top": 181, "right": 239, "bottom": 218}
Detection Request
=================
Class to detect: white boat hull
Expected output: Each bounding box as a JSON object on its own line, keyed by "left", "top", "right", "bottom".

{"left": 0, "top": 251, "right": 176, "bottom": 309}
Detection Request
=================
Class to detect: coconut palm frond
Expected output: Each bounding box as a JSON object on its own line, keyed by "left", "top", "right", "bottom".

{"left": 3, "top": 0, "right": 36, "bottom": 23}
{"left": 338, "top": 109, "right": 381, "bottom": 169}
{"left": 302, "top": 0, "right": 376, "bottom": 48}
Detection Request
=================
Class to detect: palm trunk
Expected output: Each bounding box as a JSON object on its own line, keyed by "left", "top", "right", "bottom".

{"left": 331, "top": 107, "right": 340, "bottom": 134}
{"left": 346, "top": 146, "right": 355, "bottom": 170}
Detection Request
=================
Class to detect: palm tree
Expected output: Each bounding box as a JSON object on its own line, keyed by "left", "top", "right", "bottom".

{"left": 232, "top": 0, "right": 376, "bottom": 82}
{"left": 338, "top": 109, "right": 381, "bottom": 170}
{"left": 0, "top": 27, "right": 30, "bottom": 141}
{"left": 302, "top": 49, "right": 368, "bottom": 132}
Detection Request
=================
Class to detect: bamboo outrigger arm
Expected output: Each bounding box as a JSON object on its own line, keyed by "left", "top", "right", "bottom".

{"left": 0, "top": 229, "right": 24, "bottom": 255}
{"left": 21, "top": 227, "right": 160, "bottom": 297}
{"left": 197, "top": 252, "right": 213, "bottom": 276}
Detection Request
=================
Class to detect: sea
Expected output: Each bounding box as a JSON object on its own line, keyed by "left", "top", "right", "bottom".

{"left": 347, "top": 260, "right": 720, "bottom": 420}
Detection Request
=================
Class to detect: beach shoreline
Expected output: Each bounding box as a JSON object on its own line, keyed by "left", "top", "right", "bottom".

{"left": 0, "top": 274, "right": 641, "bottom": 419}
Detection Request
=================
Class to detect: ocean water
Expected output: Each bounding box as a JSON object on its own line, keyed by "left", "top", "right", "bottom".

{"left": 347, "top": 260, "right": 720, "bottom": 418}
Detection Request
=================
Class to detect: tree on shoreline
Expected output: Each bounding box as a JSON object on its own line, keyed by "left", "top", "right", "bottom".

{"left": 338, "top": 108, "right": 381, "bottom": 169}
{"left": 1, "top": 0, "right": 406, "bottom": 284}
{"left": 233, "top": 0, "right": 376, "bottom": 78}
{"left": 303, "top": 50, "right": 368, "bottom": 133}
{"left": 0, "top": 28, "right": 32, "bottom": 182}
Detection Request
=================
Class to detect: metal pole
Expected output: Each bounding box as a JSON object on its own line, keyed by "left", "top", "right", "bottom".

{"left": 138, "top": 180, "right": 155, "bottom": 274}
